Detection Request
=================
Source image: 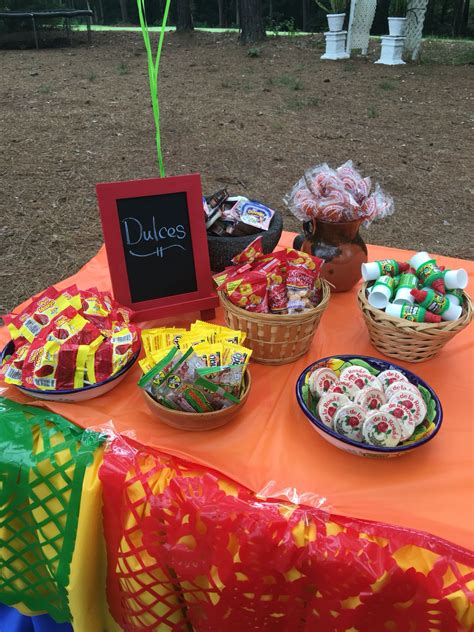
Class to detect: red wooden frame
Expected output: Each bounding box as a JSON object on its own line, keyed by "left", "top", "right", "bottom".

{"left": 96, "top": 174, "right": 218, "bottom": 322}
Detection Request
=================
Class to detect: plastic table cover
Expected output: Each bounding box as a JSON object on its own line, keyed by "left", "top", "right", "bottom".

{"left": 0, "top": 233, "right": 473, "bottom": 554}
{"left": 1, "top": 401, "right": 472, "bottom": 631}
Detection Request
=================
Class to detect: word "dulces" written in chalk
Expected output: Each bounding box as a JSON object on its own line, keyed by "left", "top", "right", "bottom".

{"left": 122, "top": 217, "right": 187, "bottom": 258}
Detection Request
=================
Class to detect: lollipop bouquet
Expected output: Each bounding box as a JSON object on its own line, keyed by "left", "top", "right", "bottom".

{"left": 285, "top": 161, "right": 395, "bottom": 292}
{"left": 285, "top": 161, "right": 394, "bottom": 227}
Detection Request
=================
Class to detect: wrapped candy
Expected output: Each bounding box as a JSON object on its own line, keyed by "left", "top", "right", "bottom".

{"left": 285, "top": 161, "right": 394, "bottom": 227}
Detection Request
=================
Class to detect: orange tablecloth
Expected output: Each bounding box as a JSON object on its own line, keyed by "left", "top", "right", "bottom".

{"left": 1, "top": 233, "right": 473, "bottom": 551}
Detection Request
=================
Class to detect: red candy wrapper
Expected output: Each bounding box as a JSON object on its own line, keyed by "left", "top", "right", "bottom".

{"left": 231, "top": 236, "right": 264, "bottom": 265}
{"left": 8, "top": 287, "right": 71, "bottom": 343}
{"left": 223, "top": 270, "right": 269, "bottom": 313}
{"left": 254, "top": 258, "right": 287, "bottom": 314}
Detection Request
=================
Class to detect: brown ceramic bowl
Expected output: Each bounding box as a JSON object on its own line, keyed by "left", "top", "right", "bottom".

{"left": 143, "top": 370, "right": 251, "bottom": 431}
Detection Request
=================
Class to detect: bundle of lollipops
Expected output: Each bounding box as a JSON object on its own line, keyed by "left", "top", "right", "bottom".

{"left": 285, "top": 161, "right": 394, "bottom": 225}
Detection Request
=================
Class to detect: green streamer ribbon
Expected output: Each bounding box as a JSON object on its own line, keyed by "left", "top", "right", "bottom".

{"left": 136, "top": 0, "right": 172, "bottom": 177}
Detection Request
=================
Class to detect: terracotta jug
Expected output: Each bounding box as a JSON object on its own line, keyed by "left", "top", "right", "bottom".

{"left": 294, "top": 218, "right": 367, "bottom": 292}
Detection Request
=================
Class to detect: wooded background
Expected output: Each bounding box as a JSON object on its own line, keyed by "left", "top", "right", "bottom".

{"left": 1, "top": 0, "right": 472, "bottom": 38}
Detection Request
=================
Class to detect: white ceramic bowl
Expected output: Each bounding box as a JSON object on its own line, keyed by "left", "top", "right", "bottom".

{"left": 1, "top": 340, "right": 139, "bottom": 403}
{"left": 296, "top": 355, "right": 442, "bottom": 459}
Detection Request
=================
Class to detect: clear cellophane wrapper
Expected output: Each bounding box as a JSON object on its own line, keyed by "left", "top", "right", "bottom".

{"left": 284, "top": 161, "right": 394, "bottom": 227}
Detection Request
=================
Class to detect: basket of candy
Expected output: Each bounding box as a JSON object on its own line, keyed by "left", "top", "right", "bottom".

{"left": 1, "top": 285, "right": 140, "bottom": 402}
{"left": 215, "top": 237, "right": 331, "bottom": 365}
{"left": 138, "top": 321, "right": 252, "bottom": 431}
{"left": 297, "top": 355, "right": 443, "bottom": 459}
{"left": 205, "top": 189, "right": 283, "bottom": 272}
{"left": 357, "top": 255, "right": 472, "bottom": 362}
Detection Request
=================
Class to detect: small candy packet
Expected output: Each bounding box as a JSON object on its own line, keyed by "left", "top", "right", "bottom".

{"left": 42, "top": 307, "right": 102, "bottom": 345}
{"left": 223, "top": 270, "right": 269, "bottom": 313}
{"left": 231, "top": 236, "right": 264, "bottom": 265}
{"left": 22, "top": 338, "right": 91, "bottom": 391}
{"left": 222, "top": 343, "right": 252, "bottom": 366}
{"left": 193, "top": 343, "right": 224, "bottom": 367}
{"left": 10, "top": 287, "right": 72, "bottom": 343}
{"left": 286, "top": 258, "right": 319, "bottom": 314}
{"left": 153, "top": 348, "right": 206, "bottom": 402}
{"left": 1, "top": 344, "right": 30, "bottom": 385}
{"left": 167, "top": 383, "right": 215, "bottom": 413}
{"left": 85, "top": 327, "right": 137, "bottom": 384}
{"left": 237, "top": 200, "right": 275, "bottom": 231}
{"left": 78, "top": 289, "right": 112, "bottom": 328}
{"left": 254, "top": 257, "right": 288, "bottom": 314}
{"left": 195, "top": 376, "right": 240, "bottom": 409}
{"left": 137, "top": 347, "right": 180, "bottom": 396}
{"left": 178, "top": 331, "right": 212, "bottom": 352}
{"left": 196, "top": 364, "right": 246, "bottom": 397}
{"left": 216, "top": 329, "right": 247, "bottom": 345}
{"left": 139, "top": 356, "right": 155, "bottom": 375}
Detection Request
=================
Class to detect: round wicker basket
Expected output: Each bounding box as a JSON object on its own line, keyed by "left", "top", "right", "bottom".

{"left": 357, "top": 283, "right": 473, "bottom": 363}
{"left": 218, "top": 279, "right": 331, "bottom": 365}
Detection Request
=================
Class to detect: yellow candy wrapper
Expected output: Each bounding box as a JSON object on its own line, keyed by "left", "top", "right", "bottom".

{"left": 216, "top": 330, "right": 247, "bottom": 346}
{"left": 222, "top": 342, "right": 252, "bottom": 366}
{"left": 193, "top": 343, "right": 223, "bottom": 367}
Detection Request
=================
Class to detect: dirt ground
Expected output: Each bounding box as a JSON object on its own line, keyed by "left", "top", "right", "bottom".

{"left": 1, "top": 31, "right": 473, "bottom": 314}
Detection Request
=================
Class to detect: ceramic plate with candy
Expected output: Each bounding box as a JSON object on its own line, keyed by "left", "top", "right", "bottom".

{"left": 0, "top": 285, "right": 141, "bottom": 402}
{"left": 296, "top": 355, "right": 442, "bottom": 458}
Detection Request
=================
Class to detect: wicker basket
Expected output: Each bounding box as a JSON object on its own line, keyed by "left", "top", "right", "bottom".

{"left": 218, "top": 280, "right": 331, "bottom": 365}
{"left": 357, "top": 282, "right": 473, "bottom": 363}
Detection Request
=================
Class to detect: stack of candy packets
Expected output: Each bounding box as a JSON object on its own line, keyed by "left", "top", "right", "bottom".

{"left": 1, "top": 285, "right": 140, "bottom": 391}
{"left": 214, "top": 236, "right": 323, "bottom": 315}
{"left": 138, "top": 321, "right": 252, "bottom": 413}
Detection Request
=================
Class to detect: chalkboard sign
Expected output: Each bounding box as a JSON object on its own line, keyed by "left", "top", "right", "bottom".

{"left": 96, "top": 174, "right": 218, "bottom": 321}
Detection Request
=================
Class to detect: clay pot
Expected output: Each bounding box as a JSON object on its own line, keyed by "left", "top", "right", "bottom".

{"left": 294, "top": 218, "right": 367, "bottom": 292}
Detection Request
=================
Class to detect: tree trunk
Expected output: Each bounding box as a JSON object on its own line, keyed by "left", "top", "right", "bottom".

{"left": 236, "top": 0, "right": 239, "bottom": 27}
{"left": 118, "top": 0, "right": 129, "bottom": 23}
{"left": 239, "top": 0, "right": 266, "bottom": 43}
{"left": 425, "top": 0, "right": 435, "bottom": 35}
{"left": 452, "top": 0, "right": 466, "bottom": 36}
{"left": 218, "top": 0, "right": 227, "bottom": 27}
{"left": 440, "top": 0, "right": 449, "bottom": 25}
{"left": 302, "top": 0, "right": 309, "bottom": 32}
{"left": 269, "top": 0, "right": 273, "bottom": 21}
{"left": 462, "top": 0, "right": 470, "bottom": 34}
{"left": 176, "top": 0, "right": 194, "bottom": 32}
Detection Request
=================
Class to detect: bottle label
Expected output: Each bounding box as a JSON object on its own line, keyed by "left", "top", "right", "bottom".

{"left": 417, "top": 260, "right": 442, "bottom": 284}
{"left": 448, "top": 288, "right": 464, "bottom": 304}
{"left": 426, "top": 294, "right": 448, "bottom": 314}
{"left": 373, "top": 275, "right": 397, "bottom": 293}
{"left": 376, "top": 259, "right": 398, "bottom": 276}
{"left": 398, "top": 273, "right": 418, "bottom": 290}
{"left": 400, "top": 305, "right": 424, "bottom": 322}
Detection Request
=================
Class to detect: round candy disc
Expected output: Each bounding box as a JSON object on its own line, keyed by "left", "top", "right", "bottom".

{"left": 385, "top": 380, "right": 420, "bottom": 401}
{"left": 362, "top": 412, "right": 402, "bottom": 447}
{"left": 327, "top": 379, "right": 358, "bottom": 400}
{"left": 340, "top": 366, "right": 372, "bottom": 390}
{"left": 377, "top": 370, "right": 408, "bottom": 391}
{"left": 388, "top": 391, "right": 426, "bottom": 426}
{"left": 355, "top": 387, "right": 387, "bottom": 411}
{"left": 317, "top": 392, "right": 350, "bottom": 428}
{"left": 366, "top": 375, "right": 384, "bottom": 392}
{"left": 334, "top": 404, "right": 366, "bottom": 442}
{"left": 380, "top": 402, "right": 416, "bottom": 441}
{"left": 308, "top": 367, "right": 338, "bottom": 397}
